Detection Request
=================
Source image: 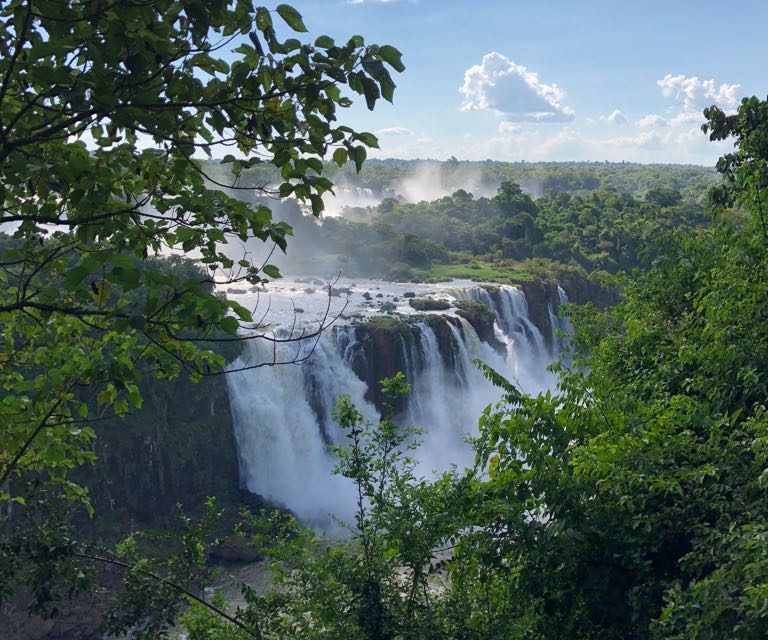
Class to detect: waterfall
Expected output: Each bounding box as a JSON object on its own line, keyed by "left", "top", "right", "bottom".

{"left": 226, "top": 282, "right": 567, "bottom": 524}
{"left": 547, "top": 285, "right": 571, "bottom": 358}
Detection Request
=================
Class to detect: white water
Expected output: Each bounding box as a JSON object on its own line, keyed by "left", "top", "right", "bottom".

{"left": 225, "top": 282, "right": 564, "bottom": 525}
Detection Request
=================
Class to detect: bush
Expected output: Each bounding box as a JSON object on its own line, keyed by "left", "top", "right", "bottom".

{"left": 408, "top": 298, "right": 451, "bottom": 311}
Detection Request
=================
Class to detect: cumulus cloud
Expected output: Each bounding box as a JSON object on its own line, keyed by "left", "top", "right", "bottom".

{"left": 460, "top": 52, "right": 575, "bottom": 122}
{"left": 607, "top": 109, "right": 628, "bottom": 125}
{"left": 636, "top": 114, "right": 669, "bottom": 128}
{"left": 657, "top": 73, "right": 743, "bottom": 111}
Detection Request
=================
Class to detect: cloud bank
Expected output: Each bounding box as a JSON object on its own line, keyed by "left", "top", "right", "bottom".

{"left": 460, "top": 53, "right": 575, "bottom": 122}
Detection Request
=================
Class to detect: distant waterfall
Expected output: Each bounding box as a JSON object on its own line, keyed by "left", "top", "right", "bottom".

{"left": 226, "top": 283, "right": 566, "bottom": 524}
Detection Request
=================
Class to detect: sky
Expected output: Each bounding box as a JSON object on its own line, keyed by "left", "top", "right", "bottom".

{"left": 278, "top": 0, "right": 768, "bottom": 165}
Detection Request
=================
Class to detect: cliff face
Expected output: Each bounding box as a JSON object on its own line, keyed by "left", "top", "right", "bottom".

{"left": 1, "top": 372, "right": 251, "bottom": 640}
{"left": 74, "top": 372, "right": 242, "bottom": 535}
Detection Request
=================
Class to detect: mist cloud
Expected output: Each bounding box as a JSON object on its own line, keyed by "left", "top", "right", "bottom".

{"left": 460, "top": 53, "right": 575, "bottom": 122}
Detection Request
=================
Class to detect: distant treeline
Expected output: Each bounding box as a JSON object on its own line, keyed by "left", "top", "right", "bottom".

{"left": 203, "top": 159, "right": 717, "bottom": 282}
{"left": 208, "top": 158, "right": 717, "bottom": 202}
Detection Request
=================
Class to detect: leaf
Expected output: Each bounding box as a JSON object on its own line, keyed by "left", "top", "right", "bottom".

{"left": 249, "top": 31, "right": 265, "bottom": 56}
{"left": 276, "top": 4, "right": 308, "bottom": 32}
{"left": 355, "top": 132, "right": 380, "bottom": 149}
{"left": 310, "top": 194, "right": 324, "bottom": 216}
{"left": 220, "top": 316, "right": 240, "bottom": 335}
{"left": 262, "top": 264, "right": 281, "bottom": 279}
{"left": 351, "top": 145, "right": 367, "bottom": 173}
{"left": 361, "top": 77, "right": 380, "bottom": 111}
{"left": 315, "top": 35, "right": 334, "bottom": 48}
{"left": 378, "top": 45, "right": 405, "bottom": 72}
{"left": 332, "top": 148, "right": 348, "bottom": 167}
{"left": 231, "top": 303, "right": 253, "bottom": 322}
{"left": 65, "top": 265, "right": 90, "bottom": 288}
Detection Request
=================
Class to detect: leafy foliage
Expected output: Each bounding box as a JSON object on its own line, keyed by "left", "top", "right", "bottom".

{"left": 0, "top": 0, "right": 403, "bottom": 628}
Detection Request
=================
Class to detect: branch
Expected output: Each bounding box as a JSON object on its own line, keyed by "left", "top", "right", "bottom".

{"left": 74, "top": 552, "right": 262, "bottom": 640}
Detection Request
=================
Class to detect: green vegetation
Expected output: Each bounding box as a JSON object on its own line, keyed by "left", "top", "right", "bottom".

{"left": 2, "top": 0, "right": 768, "bottom": 637}
{"left": 408, "top": 298, "right": 451, "bottom": 311}
{"left": 265, "top": 161, "right": 711, "bottom": 289}
{"left": 0, "top": 0, "right": 403, "bottom": 633}
{"left": 170, "top": 96, "right": 768, "bottom": 640}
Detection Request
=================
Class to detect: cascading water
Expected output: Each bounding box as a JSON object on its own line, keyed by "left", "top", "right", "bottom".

{"left": 225, "top": 281, "right": 566, "bottom": 525}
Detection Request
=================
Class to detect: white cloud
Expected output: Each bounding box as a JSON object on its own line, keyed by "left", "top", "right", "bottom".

{"left": 375, "top": 126, "right": 414, "bottom": 136}
{"left": 669, "top": 110, "right": 706, "bottom": 128}
{"left": 459, "top": 52, "right": 575, "bottom": 122}
{"left": 607, "top": 109, "right": 628, "bottom": 125}
{"left": 535, "top": 127, "right": 582, "bottom": 158}
{"left": 657, "top": 73, "right": 743, "bottom": 111}
{"left": 498, "top": 121, "right": 522, "bottom": 134}
{"left": 604, "top": 130, "right": 665, "bottom": 149}
{"left": 636, "top": 114, "right": 668, "bottom": 128}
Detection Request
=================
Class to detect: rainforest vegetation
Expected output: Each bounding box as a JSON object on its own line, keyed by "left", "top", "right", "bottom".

{"left": 210, "top": 158, "right": 716, "bottom": 284}
{"left": 1, "top": 1, "right": 768, "bottom": 639}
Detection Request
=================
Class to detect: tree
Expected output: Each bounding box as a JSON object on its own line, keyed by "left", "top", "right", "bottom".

{"left": 0, "top": 0, "right": 403, "bottom": 625}
{"left": 453, "top": 96, "right": 768, "bottom": 639}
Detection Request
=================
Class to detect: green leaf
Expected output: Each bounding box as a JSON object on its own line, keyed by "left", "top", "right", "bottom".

{"left": 351, "top": 145, "right": 367, "bottom": 173}
{"left": 315, "top": 35, "right": 334, "bottom": 48}
{"left": 378, "top": 45, "right": 405, "bottom": 72}
{"left": 231, "top": 303, "right": 253, "bottom": 322}
{"left": 220, "top": 316, "right": 240, "bottom": 335}
{"left": 276, "top": 4, "right": 308, "bottom": 32}
{"left": 262, "top": 264, "right": 281, "bottom": 279}
{"left": 310, "top": 194, "right": 324, "bottom": 216}
{"left": 332, "top": 148, "right": 348, "bottom": 167}
{"left": 355, "top": 132, "right": 380, "bottom": 149}
{"left": 361, "top": 77, "right": 380, "bottom": 111}
{"left": 65, "top": 265, "right": 90, "bottom": 288}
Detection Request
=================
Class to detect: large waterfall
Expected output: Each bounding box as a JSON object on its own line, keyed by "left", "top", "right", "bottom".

{"left": 225, "top": 281, "right": 568, "bottom": 524}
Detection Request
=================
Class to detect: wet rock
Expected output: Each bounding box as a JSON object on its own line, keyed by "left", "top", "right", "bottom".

{"left": 455, "top": 300, "right": 505, "bottom": 353}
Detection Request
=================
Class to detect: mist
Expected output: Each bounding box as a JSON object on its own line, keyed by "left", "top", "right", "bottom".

{"left": 391, "top": 161, "right": 497, "bottom": 203}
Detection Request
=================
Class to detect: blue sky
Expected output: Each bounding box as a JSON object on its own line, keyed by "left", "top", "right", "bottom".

{"left": 282, "top": 0, "right": 768, "bottom": 165}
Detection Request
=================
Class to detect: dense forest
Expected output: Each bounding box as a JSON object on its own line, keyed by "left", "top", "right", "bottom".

{"left": 211, "top": 159, "right": 715, "bottom": 285}
{"left": 2, "top": 2, "right": 768, "bottom": 640}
